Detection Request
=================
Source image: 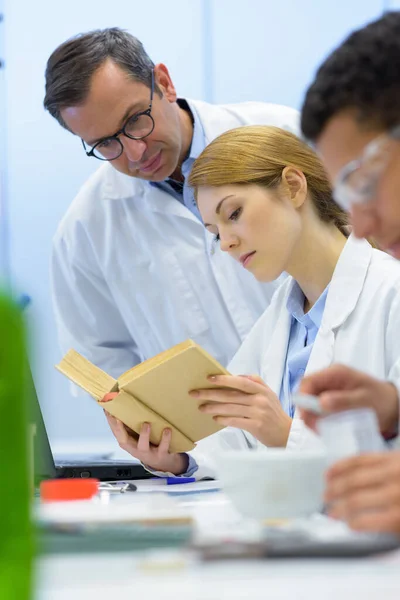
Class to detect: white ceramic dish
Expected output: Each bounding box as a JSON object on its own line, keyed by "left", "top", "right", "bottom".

{"left": 216, "top": 449, "right": 327, "bottom": 520}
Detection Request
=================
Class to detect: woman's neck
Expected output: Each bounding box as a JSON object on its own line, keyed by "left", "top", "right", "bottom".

{"left": 286, "top": 223, "right": 347, "bottom": 311}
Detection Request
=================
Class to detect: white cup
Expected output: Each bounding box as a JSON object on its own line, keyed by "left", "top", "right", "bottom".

{"left": 216, "top": 449, "right": 327, "bottom": 520}
{"left": 317, "top": 408, "right": 386, "bottom": 465}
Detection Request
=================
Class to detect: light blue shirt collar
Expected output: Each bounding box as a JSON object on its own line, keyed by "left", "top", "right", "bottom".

{"left": 286, "top": 280, "right": 328, "bottom": 331}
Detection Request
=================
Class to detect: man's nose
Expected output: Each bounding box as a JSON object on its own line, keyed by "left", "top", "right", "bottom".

{"left": 122, "top": 137, "right": 147, "bottom": 163}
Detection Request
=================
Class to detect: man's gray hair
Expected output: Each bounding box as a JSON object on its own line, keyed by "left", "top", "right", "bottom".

{"left": 44, "top": 28, "right": 155, "bottom": 131}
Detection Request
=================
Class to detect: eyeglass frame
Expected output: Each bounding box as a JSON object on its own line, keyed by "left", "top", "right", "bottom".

{"left": 81, "top": 69, "right": 155, "bottom": 161}
{"left": 333, "top": 124, "right": 400, "bottom": 212}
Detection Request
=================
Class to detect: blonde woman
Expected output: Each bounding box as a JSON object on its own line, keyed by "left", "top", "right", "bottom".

{"left": 104, "top": 126, "right": 400, "bottom": 479}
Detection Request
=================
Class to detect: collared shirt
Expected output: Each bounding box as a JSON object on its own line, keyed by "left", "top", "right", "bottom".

{"left": 280, "top": 281, "right": 329, "bottom": 418}
{"left": 150, "top": 99, "right": 204, "bottom": 221}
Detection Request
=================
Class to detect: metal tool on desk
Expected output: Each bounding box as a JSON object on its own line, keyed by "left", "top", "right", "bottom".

{"left": 99, "top": 482, "right": 137, "bottom": 494}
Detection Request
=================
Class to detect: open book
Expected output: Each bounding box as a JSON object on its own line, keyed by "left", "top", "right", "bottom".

{"left": 56, "top": 339, "right": 230, "bottom": 453}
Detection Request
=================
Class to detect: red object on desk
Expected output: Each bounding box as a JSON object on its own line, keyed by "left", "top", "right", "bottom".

{"left": 40, "top": 478, "right": 100, "bottom": 502}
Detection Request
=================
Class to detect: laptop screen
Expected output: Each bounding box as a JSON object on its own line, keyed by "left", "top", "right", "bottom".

{"left": 26, "top": 362, "right": 57, "bottom": 483}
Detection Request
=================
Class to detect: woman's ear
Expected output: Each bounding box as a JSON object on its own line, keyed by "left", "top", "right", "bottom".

{"left": 281, "top": 167, "right": 307, "bottom": 208}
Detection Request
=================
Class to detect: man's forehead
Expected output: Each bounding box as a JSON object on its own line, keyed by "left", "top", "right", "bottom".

{"left": 88, "top": 59, "right": 145, "bottom": 96}
{"left": 316, "top": 112, "right": 382, "bottom": 182}
{"left": 60, "top": 64, "right": 149, "bottom": 143}
{"left": 61, "top": 98, "right": 136, "bottom": 144}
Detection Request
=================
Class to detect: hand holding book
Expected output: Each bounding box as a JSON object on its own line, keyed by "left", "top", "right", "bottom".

{"left": 56, "top": 339, "right": 229, "bottom": 455}
{"left": 102, "top": 393, "right": 189, "bottom": 475}
{"left": 190, "top": 374, "right": 293, "bottom": 448}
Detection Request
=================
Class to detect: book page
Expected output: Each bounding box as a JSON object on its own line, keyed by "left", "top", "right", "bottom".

{"left": 56, "top": 350, "right": 118, "bottom": 402}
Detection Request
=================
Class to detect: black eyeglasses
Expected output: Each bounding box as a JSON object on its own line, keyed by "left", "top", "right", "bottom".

{"left": 81, "top": 70, "right": 155, "bottom": 161}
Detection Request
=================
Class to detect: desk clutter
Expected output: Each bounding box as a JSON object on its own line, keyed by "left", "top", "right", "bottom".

{"left": 35, "top": 477, "right": 400, "bottom": 559}
{"left": 37, "top": 484, "right": 193, "bottom": 554}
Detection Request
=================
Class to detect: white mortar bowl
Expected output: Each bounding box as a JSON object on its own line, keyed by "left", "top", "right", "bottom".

{"left": 216, "top": 449, "right": 327, "bottom": 520}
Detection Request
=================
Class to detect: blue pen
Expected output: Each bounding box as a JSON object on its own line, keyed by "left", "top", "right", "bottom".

{"left": 166, "top": 476, "right": 196, "bottom": 485}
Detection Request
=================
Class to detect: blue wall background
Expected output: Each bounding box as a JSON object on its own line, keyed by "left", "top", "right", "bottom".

{"left": 2, "top": 0, "right": 396, "bottom": 446}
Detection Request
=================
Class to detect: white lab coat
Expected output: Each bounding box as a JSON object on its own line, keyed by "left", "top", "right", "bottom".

{"left": 52, "top": 100, "right": 299, "bottom": 378}
{"left": 190, "top": 236, "right": 400, "bottom": 479}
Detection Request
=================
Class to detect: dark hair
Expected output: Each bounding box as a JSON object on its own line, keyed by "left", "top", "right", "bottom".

{"left": 188, "top": 125, "right": 349, "bottom": 237}
{"left": 301, "top": 11, "right": 400, "bottom": 141}
{"left": 44, "top": 28, "right": 156, "bottom": 130}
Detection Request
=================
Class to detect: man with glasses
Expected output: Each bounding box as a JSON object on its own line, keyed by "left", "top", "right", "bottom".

{"left": 45, "top": 28, "right": 299, "bottom": 471}
{"left": 81, "top": 66, "right": 156, "bottom": 162}
{"left": 299, "top": 11, "right": 400, "bottom": 534}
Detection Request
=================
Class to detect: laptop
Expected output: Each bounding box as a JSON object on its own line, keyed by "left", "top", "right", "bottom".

{"left": 27, "top": 362, "right": 151, "bottom": 483}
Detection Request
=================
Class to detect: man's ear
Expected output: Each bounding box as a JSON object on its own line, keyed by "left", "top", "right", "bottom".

{"left": 281, "top": 166, "right": 308, "bottom": 208}
{"left": 153, "top": 63, "right": 177, "bottom": 103}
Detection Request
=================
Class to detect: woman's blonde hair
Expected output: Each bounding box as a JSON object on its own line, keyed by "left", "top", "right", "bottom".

{"left": 188, "top": 125, "right": 349, "bottom": 236}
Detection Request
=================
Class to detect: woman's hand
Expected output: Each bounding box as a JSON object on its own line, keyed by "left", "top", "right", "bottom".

{"left": 101, "top": 393, "right": 189, "bottom": 475}
{"left": 190, "top": 374, "right": 292, "bottom": 447}
{"left": 325, "top": 452, "right": 400, "bottom": 534}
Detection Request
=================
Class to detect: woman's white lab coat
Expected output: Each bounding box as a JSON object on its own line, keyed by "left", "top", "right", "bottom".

{"left": 191, "top": 235, "right": 400, "bottom": 478}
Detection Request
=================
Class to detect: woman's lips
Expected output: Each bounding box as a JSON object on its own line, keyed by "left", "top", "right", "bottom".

{"left": 239, "top": 251, "right": 256, "bottom": 268}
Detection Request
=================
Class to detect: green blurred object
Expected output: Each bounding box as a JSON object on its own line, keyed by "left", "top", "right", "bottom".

{"left": 0, "top": 294, "right": 33, "bottom": 599}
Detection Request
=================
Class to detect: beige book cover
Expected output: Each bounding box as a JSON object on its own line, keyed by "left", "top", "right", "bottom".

{"left": 55, "top": 339, "right": 230, "bottom": 453}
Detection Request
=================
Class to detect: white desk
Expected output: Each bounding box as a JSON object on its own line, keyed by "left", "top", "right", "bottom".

{"left": 35, "top": 481, "right": 400, "bottom": 600}
{"left": 36, "top": 551, "right": 400, "bottom": 600}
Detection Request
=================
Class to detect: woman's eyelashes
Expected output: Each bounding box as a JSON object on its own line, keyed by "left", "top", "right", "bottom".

{"left": 229, "top": 207, "right": 242, "bottom": 221}
{"left": 213, "top": 207, "right": 242, "bottom": 243}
